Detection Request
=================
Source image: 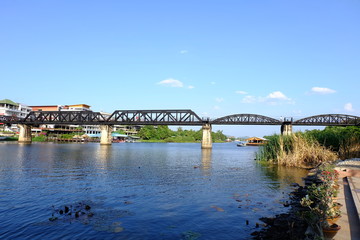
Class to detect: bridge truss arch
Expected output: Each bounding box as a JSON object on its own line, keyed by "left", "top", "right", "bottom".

{"left": 0, "top": 111, "right": 109, "bottom": 125}
{"left": 212, "top": 114, "right": 281, "bottom": 125}
{"left": 107, "top": 109, "right": 204, "bottom": 125}
{"left": 22, "top": 111, "right": 108, "bottom": 125}
{"left": 294, "top": 114, "right": 360, "bottom": 126}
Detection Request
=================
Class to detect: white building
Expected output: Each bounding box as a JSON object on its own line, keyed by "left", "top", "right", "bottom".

{"left": 0, "top": 99, "right": 32, "bottom": 132}
{"left": 0, "top": 99, "right": 32, "bottom": 118}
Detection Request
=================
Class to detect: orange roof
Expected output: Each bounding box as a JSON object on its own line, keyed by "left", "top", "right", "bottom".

{"left": 246, "top": 137, "right": 267, "bottom": 141}
{"left": 68, "top": 104, "right": 91, "bottom": 109}
{"left": 30, "top": 104, "right": 91, "bottom": 111}
{"left": 30, "top": 105, "right": 60, "bottom": 111}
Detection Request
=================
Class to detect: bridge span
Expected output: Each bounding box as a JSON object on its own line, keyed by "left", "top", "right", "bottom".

{"left": 0, "top": 110, "right": 359, "bottom": 148}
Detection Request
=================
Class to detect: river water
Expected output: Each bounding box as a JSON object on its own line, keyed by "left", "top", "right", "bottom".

{"left": 0, "top": 142, "right": 307, "bottom": 240}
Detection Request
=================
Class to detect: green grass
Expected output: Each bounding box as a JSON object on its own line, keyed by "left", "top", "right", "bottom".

{"left": 32, "top": 136, "right": 47, "bottom": 142}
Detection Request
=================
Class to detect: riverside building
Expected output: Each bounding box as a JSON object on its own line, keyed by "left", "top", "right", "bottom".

{"left": 30, "top": 104, "right": 102, "bottom": 137}
{"left": 0, "top": 99, "right": 32, "bottom": 132}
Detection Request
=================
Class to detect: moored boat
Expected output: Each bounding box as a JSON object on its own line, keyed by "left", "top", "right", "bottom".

{"left": 245, "top": 137, "right": 268, "bottom": 146}
{"left": 236, "top": 142, "right": 246, "bottom": 147}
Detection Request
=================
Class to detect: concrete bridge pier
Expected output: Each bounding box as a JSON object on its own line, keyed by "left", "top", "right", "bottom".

{"left": 100, "top": 125, "right": 113, "bottom": 145}
{"left": 201, "top": 123, "right": 213, "bottom": 149}
{"left": 18, "top": 124, "right": 32, "bottom": 144}
{"left": 281, "top": 123, "right": 293, "bottom": 135}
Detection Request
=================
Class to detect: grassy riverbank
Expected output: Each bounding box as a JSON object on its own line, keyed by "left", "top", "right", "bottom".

{"left": 257, "top": 126, "right": 360, "bottom": 168}
{"left": 0, "top": 136, "right": 18, "bottom": 141}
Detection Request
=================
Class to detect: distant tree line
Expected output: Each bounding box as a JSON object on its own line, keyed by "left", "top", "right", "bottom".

{"left": 138, "top": 125, "right": 228, "bottom": 142}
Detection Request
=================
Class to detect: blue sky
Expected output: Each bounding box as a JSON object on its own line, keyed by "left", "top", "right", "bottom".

{"left": 1, "top": 1, "right": 359, "bottom": 137}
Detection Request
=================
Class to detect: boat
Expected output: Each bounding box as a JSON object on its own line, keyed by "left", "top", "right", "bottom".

{"left": 236, "top": 142, "right": 247, "bottom": 147}
{"left": 0, "top": 136, "right": 8, "bottom": 140}
{"left": 245, "top": 137, "right": 268, "bottom": 146}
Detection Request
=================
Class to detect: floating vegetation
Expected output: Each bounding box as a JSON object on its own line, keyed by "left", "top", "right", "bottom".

{"left": 93, "top": 221, "right": 124, "bottom": 233}
{"left": 49, "top": 200, "right": 134, "bottom": 233}
{"left": 92, "top": 209, "right": 133, "bottom": 233}
{"left": 111, "top": 222, "right": 124, "bottom": 233}
{"left": 210, "top": 205, "right": 225, "bottom": 212}
{"left": 49, "top": 201, "right": 94, "bottom": 223}
{"left": 181, "top": 231, "right": 201, "bottom": 240}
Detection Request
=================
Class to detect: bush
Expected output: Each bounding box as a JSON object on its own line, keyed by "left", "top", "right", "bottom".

{"left": 305, "top": 126, "right": 360, "bottom": 159}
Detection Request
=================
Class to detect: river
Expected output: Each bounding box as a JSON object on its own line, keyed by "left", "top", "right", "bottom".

{"left": 0, "top": 142, "right": 307, "bottom": 240}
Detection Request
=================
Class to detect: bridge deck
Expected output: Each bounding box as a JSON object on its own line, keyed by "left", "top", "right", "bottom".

{"left": 0, "top": 111, "right": 359, "bottom": 126}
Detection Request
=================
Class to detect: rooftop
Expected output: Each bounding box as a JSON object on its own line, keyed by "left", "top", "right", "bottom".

{"left": 0, "top": 99, "right": 19, "bottom": 106}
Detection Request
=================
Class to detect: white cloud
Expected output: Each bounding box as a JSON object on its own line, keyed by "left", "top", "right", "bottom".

{"left": 311, "top": 87, "right": 336, "bottom": 94}
{"left": 344, "top": 103, "right": 354, "bottom": 112}
{"left": 241, "top": 91, "right": 293, "bottom": 105}
{"left": 267, "top": 91, "right": 290, "bottom": 100}
{"left": 241, "top": 95, "right": 257, "bottom": 103}
{"left": 157, "top": 78, "right": 183, "bottom": 88}
{"left": 210, "top": 81, "right": 216, "bottom": 85}
{"left": 213, "top": 105, "right": 220, "bottom": 110}
{"left": 188, "top": 85, "right": 195, "bottom": 89}
{"left": 215, "top": 97, "right": 224, "bottom": 103}
{"left": 235, "top": 90, "right": 248, "bottom": 95}
{"left": 180, "top": 50, "right": 188, "bottom": 54}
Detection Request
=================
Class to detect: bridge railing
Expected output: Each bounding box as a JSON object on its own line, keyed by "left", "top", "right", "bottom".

{"left": 0, "top": 115, "right": 21, "bottom": 124}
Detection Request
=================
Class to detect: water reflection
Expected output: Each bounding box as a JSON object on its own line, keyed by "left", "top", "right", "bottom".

{"left": 259, "top": 162, "right": 308, "bottom": 187}
{"left": 201, "top": 149, "right": 212, "bottom": 175}
{"left": 96, "top": 145, "right": 112, "bottom": 168}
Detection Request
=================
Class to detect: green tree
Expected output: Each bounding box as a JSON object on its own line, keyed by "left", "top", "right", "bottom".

{"left": 138, "top": 125, "right": 156, "bottom": 140}
{"left": 138, "top": 125, "right": 230, "bottom": 143}
{"left": 156, "top": 125, "right": 172, "bottom": 140}
{"left": 212, "top": 130, "right": 227, "bottom": 142}
{"left": 115, "top": 129, "right": 126, "bottom": 135}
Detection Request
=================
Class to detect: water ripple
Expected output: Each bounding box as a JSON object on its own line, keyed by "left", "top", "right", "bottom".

{"left": 0, "top": 143, "right": 307, "bottom": 240}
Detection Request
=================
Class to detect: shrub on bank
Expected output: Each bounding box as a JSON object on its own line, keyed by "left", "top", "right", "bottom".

{"left": 305, "top": 126, "right": 360, "bottom": 159}
{"left": 300, "top": 164, "right": 341, "bottom": 238}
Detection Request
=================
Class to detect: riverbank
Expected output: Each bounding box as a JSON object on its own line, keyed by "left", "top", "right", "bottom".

{"left": 251, "top": 172, "right": 309, "bottom": 239}
{"left": 252, "top": 159, "right": 360, "bottom": 239}
{"left": 251, "top": 191, "right": 308, "bottom": 239}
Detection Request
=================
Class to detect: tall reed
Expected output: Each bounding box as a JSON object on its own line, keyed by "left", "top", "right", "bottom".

{"left": 257, "top": 133, "right": 338, "bottom": 168}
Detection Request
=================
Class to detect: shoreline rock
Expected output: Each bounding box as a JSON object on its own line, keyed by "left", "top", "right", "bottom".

{"left": 251, "top": 168, "right": 325, "bottom": 239}
{"left": 251, "top": 183, "right": 308, "bottom": 239}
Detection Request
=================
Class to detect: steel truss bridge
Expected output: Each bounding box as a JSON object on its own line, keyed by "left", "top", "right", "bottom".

{"left": 0, "top": 110, "right": 359, "bottom": 126}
